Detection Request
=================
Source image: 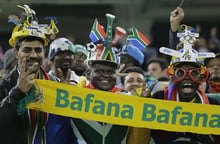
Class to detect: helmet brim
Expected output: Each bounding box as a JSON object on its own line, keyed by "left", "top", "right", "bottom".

{"left": 88, "top": 60, "right": 118, "bottom": 69}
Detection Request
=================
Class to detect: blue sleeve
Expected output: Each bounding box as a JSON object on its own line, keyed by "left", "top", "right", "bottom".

{"left": 46, "top": 114, "right": 78, "bottom": 144}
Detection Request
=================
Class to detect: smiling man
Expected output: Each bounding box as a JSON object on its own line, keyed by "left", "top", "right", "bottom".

{"left": 121, "top": 66, "right": 146, "bottom": 95}
{"left": 47, "top": 41, "right": 130, "bottom": 143}
{"left": 0, "top": 4, "right": 58, "bottom": 144}
{"left": 69, "top": 44, "right": 129, "bottom": 143}
{"left": 48, "top": 37, "right": 79, "bottom": 85}
{"left": 86, "top": 59, "right": 119, "bottom": 91}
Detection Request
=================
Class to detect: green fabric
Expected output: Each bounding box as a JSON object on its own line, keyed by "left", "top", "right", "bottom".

{"left": 16, "top": 67, "right": 47, "bottom": 144}
{"left": 106, "top": 124, "right": 128, "bottom": 144}
{"left": 145, "top": 74, "right": 157, "bottom": 88}
{"left": 146, "top": 74, "right": 157, "bottom": 82}
{"left": 72, "top": 119, "right": 128, "bottom": 144}
{"left": 73, "top": 119, "right": 103, "bottom": 143}
{"left": 17, "top": 86, "right": 36, "bottom": 115}
{"left": 198, "top": 134, "right": 215, "bottom": 144}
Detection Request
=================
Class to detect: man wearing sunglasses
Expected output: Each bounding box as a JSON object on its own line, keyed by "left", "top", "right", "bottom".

{"left": 165, "top": 61, "right": 209, "bottom": 102}
{"left": 149, "top": 47, "right": 220, "bottom": 143}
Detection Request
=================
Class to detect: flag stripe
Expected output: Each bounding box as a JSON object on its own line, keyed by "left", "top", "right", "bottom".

{"left": 133, "top": 28, "right": 150, "bottom": 46}
{"left": 89, "top": 19, "right": 106, "bottom": 42}
{"left": 96, "top": 22, "right": 106, "bottom": 38}
{"left": 127, "top": 27, "right": 151, "bottom": 50}
{"left": 127, "top": 39, "right": 146, "bottom": 50}
{"left": 137, "top": 31, "right": 151, "bottom": 45}
{"left": 89, "top": 32, "right": 99, "bottom": 42}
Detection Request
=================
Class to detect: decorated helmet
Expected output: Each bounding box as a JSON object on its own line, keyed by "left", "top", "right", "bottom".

{"left": 159, "top": 27, "right": 215, "bottom": 68}
{"left": 87, "top": 43, "right": 118, "bottom": 68}
{"left": 48, "top": 37, "right": 75, "bottom": 61}
{"left": 9, "top": 25, "right": 48, "bottom": 47}
{"left": 169, "top": 48, "right": 205, "bottom": 67}
{"left": 159, "top": 27, "right": 215, "bottom": 83}
{"left": 87, "top": 13, "right": 119, "bottom": 68}
{"left": 8, "top": 4, "right": 59, "bottom": 47}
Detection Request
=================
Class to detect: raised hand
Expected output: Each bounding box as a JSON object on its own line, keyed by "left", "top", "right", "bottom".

{"left": 116, "top": 64, "right": 128, "bottom": 77}
{"left": 55, "top": 68, "right": 73, "bottom": 84}
{"left": 170, "top": 7, "right": 184, "bottom": 32}
{"left": 16, "top": 58, "right": 38, "bottom": 93}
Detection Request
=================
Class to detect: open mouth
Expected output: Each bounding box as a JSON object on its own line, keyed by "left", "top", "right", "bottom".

{"left": 181, "top": 83, "right": 194, "bottom": 94}
{"left": 62, "top": 62, "right": 70, "bottom": 67}
{"left": 99, "top": 79, "right": 110, "bottom": 84}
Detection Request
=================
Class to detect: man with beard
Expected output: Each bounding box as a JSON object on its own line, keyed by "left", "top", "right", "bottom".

{"left": 48, "top": 37, "right": 79, "bottom": 85}
{"left": 0, "top": 4, "right": 58, "bottom": 144}
{"left": 149, "top": 49, "right": 220, "bottom": 143}
{"left": 72, "top": 44, "right": 88, "bottom": 76}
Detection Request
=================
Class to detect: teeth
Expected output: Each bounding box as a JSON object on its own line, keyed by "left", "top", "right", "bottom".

{"left": 100, "top": 80, "right": 109, "bottom": 83}
{"left": 183, "top": 83, "right": 192, "bottom": 86}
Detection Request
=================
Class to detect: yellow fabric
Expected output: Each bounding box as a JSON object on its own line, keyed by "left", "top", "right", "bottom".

{"left": 76, "top": 76, "right": 87, "bottom": 87}
{"left": 27, "top": 79, "right": 220, "bottom": 135}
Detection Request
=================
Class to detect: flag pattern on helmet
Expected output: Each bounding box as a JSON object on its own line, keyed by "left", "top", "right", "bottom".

{"left": 99, "top": 13, "right": 115, "bottom": 62}
{"left": 89, "top": 19, "right": 106, "bottom": 42}
{"left": 100, "top": 45, "right": 116, "bottom": 62}
{"left": 87, "top": 14, "right": 118, "bottom": 66}
{"left": 127, "top": 27, "right": 151, "bottom": 50}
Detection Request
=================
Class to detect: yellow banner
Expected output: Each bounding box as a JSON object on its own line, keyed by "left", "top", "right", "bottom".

{"left": 27, "top": 79, "right": 220, "bottom": 134}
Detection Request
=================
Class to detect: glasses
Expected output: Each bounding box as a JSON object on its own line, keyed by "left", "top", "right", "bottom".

{"left": 166, "top": 67, "right": 209, "bottom": 83}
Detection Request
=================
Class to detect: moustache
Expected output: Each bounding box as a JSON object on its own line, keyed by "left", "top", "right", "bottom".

{"left": 26, "top": 58, "right": 41, "bottom": 63}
